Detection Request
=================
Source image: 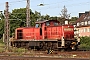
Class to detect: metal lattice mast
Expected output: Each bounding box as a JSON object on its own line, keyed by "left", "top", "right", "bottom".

{"left": 26, "top": 0, "right": 30, "bottom": 27}
{"left": 4, "top": 2, "right": 10, "bottom": 51}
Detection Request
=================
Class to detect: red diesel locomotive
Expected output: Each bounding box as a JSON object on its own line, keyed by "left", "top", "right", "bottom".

{"left": 10, "top": 20, "right": 79, "bottom": 51}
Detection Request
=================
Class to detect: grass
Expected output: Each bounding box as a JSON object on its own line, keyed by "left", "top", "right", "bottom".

{"left": 0, "top": 39, "right": 36, "bottom": 56}
{"left": 0, "top": 39, "right": 5, "bottom": 52}
{"left": 0, "top": 39, "right": 28, "bottom": 54}
{"left": 12, "top": 47, "right": 27, "bottom": 53}
{"left": 0, "top": 39, "right": 5, "bottom": 46}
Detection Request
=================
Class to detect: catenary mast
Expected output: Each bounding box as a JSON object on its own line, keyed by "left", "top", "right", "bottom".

{"left": 26, "top": 0, "right": 30, "bottom": 27}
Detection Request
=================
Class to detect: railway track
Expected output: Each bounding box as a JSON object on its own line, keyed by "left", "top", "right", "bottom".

{"left": 0, "top": 56, "right": 89, "bottom": 60}
{"left": 0, "top": 46, "right": 90, "bottom": 59}
{"left": 0, "top": 50, "right": 90, "bottom": 59}
{"left": 77, "top": 49, "right": 90, "bottom": 51}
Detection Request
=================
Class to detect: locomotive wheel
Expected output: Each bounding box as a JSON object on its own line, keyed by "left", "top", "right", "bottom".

{"left": 40, "top": 42, "right": 47, "bottom": 51}
{"left": 47, "top": 42, "right": 52, "bottom": 47}
{"left": 43, "top": 42, "right": 47, "bottom": 51}
{"left": 39, "top": 42, "right": 43, "bottom": 48}
{"left": 17, "top": 42, "right": 21, "bottom": 48}
{"left": 42, "top": 45, "right": 47, "bottom": 51}
{"left": 52, "top": 43, "right": 57, "bottom": 50}
{"left": 21, "top": 42, "right": 24, "bottom": 47}
{"left": 66, "top": 47, "right": 72, "bottom": 51}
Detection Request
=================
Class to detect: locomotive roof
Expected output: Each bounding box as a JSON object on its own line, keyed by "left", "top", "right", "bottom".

{"left": 35, "top": 20, "right": 59, "bottom": 23}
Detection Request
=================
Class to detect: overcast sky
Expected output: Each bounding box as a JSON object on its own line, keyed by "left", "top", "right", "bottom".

{"left": 0, "top": 0, "right": 90, "bottom": 17}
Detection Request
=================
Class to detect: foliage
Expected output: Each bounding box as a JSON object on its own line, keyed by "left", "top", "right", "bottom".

{"left": 69, "top": 17, "right": 78, "bottom": 24}
{"left": 50, "top": 16, "right": 58, "bottom": 20}
{"left": 0, "top": 39, "right": 5, "bottom": 53}
{"left": 12, "top": 47, "right": 27, "bottom": 53}
{"left": 70, "top": 17, "right": 78, "bottom": 21}
{"left": 9, "top": 8, "right": 27, "bottom": 36}
{"left": 0, "top": 20, "right": 4, "bottom": 38}
{"left": 80, "top": 36, "right": 90, "bottom": 50}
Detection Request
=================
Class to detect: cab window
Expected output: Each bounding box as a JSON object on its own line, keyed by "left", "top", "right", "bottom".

{"left": 46, "top": 22, "right": 50, "bottom": 26}
{"left": 35, "top": 24, "right": 39, "bottom": 28}
{"left": 54, "top": 22, "right": 58, "bottom": 26}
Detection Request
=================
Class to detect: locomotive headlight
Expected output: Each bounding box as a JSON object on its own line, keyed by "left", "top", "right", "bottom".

{"left": 72, "top": 47, "right": 75, "bottom": 50}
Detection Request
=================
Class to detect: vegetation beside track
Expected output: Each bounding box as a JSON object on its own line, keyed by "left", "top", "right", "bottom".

{"left": 79, "top": 36, "right": 90, "bottom": 50}
{"left": 0, "top": 39, "right": 5, "bottom": 52}
{"left": 0, "top": 39, "right": 28, "bottom": 54}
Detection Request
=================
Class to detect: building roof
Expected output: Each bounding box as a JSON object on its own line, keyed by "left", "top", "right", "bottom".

{"left": 35, "top": 20, "right": 59, "bottom": 24}
{"left": 35, "top": 20, "right": 49, "bottom": 23}
{"left": 76, "top": 14, "right": 85, "bottom": 23}
{"left": 75, "top": 11, "right": 90, "bottom": 27}
{"left": 76, "top": 11, "right": 90, "bottom": 23}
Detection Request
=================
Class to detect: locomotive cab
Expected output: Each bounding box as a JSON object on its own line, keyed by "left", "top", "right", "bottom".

{"left": 35, "top": 20, "right": 60, "bottom": 39}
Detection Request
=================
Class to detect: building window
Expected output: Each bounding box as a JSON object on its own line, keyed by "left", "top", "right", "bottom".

{"left": 77, "top": 23, "right": 79, "bottom": 26}
{"left": 88, "top": 21, "right": 90, "bottom": 24}
{"left": 85, "top": 21, "right": 87, "bottom": 25}
{"left": 88, "top": 28, "right": 90, "bottom": 32}
{"left": 84, "top": 28, "right": 87, "bottom": 32}
{"left": 81, "top": 22, "right": 84, "bottom": 25}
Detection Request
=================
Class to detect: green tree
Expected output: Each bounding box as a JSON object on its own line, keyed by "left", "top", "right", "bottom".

{"left": 44, "top": 14, "right": 50, "bottom": 20}
{"left": 69, "top": 17, "right": 78, "bottom": 24}
{"left": 0, "top": 11, "right": 5, "bottom": 39}
{"left": 9, "top": 8, "right": 26, "bottom": 36}
{"left": 50, "top": 16, "right": 58, "bottom": 20}
{"left": 0, "top": 20, "right": 4, "bottom": 39}
{"left": 34, "top": 11, "right": 41, "bottom": 20}
{"left": 9, "top": 8, "right": 42, "bottom": 36}
{"left": 70, "top": 17, "right": 78, "bottom": 21}
{"left": 30, "top": 11, "right": 41, "bottom": 26}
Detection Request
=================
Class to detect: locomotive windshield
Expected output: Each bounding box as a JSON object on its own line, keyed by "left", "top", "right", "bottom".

{"left": 46, "top": 21, "right": 50, "bottom": 26}
{"left": 35, "top": 24, "right": 39, "bottom": 28}
{"left": 54, "top": 22, "right": 58, "bottom": 26}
